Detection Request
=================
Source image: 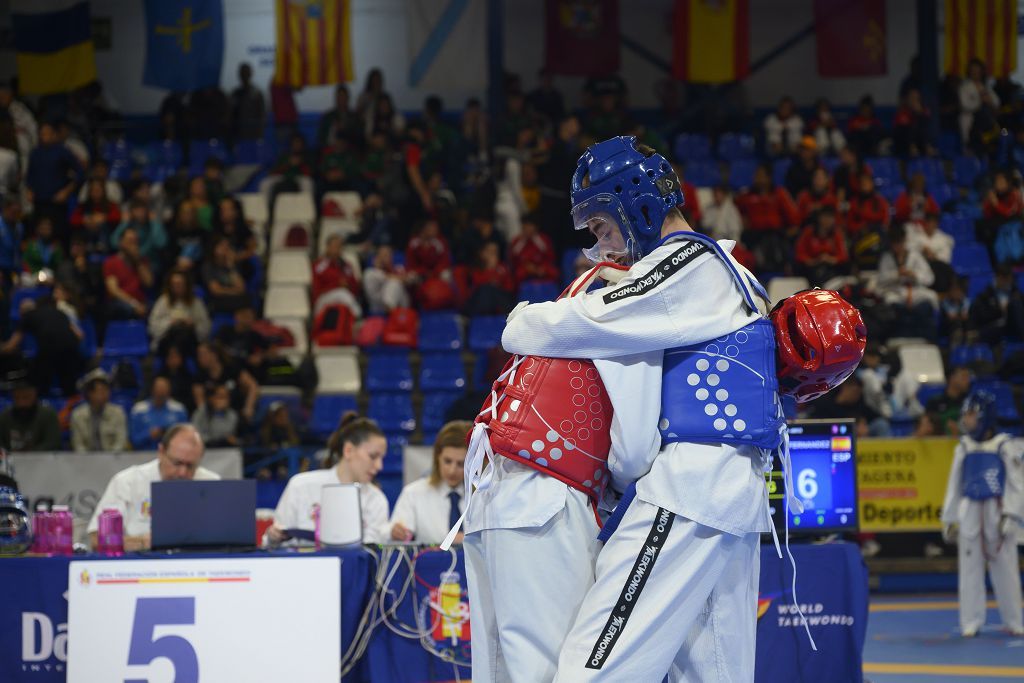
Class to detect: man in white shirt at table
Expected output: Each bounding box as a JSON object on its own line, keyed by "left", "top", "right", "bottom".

{"left": 87, "top": 423, "right": 218, "bottom": 551}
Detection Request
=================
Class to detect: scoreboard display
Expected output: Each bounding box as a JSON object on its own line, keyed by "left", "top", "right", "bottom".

{"left": 767, "top": 419, "right": 858, "bottom": 534}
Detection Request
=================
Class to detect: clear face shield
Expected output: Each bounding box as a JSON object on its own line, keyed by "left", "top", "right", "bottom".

{"left": 572, "top": 194, "right": 636, "bottom": 265}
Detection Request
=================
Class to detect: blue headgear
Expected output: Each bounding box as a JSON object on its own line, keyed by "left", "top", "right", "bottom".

{"left": 570, "top": 136, "right": 685, "bottom": 264}
{"left": 960, "top": 390, "right": 998, "bottom": 441}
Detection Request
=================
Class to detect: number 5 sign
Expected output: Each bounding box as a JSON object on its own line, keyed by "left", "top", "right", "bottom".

{"left": 67, "top": 558, "right": 340, "bottom": 683}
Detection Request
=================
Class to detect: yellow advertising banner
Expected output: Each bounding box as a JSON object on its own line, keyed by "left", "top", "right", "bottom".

{"left": 857, "top": 437, "right": 957, "bottom": 532}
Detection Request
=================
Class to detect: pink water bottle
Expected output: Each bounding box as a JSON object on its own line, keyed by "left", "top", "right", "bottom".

{"left": 96, "top": 508, "right": 124, "bottom": 556}
{"left": 50, "top": 505, "right": 73, "bottom": 555}
{"left": 31, "top": 506, "right": 51, "bottom": 554}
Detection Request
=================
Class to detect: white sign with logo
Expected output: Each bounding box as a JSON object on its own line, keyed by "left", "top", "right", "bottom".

{"left": 67, "top": 557, "right": 339, "bottom": 683}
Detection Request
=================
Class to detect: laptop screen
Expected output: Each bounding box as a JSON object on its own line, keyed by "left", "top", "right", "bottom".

{"left": 151, "top": 480, "right": 256, "bottom": 550}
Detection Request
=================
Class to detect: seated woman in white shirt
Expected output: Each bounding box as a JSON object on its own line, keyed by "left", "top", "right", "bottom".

{"left": 265, "top": 413, "right": 390, "bottom": 546}
{"left": 390, "top": 420, "right": 472, "bottom": 545}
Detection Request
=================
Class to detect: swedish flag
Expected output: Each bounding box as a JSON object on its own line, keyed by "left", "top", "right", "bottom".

{"left": 12, "top": 0, "right": 97, "bottom": 95}
{"left": 144, "top": 0, "right": 224, "bottom": 91}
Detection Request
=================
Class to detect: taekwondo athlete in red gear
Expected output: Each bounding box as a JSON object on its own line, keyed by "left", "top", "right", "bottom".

{"left": 941, "top": 390, "right": 1024, "bottom": 637}
{"left": 502, "top": 136, "right": 865, "bottom": 681}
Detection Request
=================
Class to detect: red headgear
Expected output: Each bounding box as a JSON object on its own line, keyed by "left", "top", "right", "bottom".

{"left": 770, "top": 289, "right": 867, "bottom": 404}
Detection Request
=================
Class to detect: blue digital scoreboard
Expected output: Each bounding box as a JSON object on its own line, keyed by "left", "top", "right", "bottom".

{"left": 767, "top": 419, "right": 858, "bottom": 534}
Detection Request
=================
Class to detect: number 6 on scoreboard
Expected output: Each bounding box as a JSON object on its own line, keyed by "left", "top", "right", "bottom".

{"left": 124, "top": 597, "right": 199, "bottom": 683}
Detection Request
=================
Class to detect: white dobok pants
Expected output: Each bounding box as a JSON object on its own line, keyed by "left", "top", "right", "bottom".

{"left": 957, "top": 498, "right": 1023, "bottom": 634}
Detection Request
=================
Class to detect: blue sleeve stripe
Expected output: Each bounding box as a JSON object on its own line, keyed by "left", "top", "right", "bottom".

{"left": 12, "top": 2, "right": 91, "bottom": 55}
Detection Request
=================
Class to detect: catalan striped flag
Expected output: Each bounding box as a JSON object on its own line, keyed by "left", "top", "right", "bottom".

{"left": 672, "top": 0, "right": 750, "bottom": 83}
{"left": 944, "top": 0, "right": 1018, "bottom": 78}
{"left": 274, "top": 0, "right": 354, "bottom": 87}
{"left": 12, "top": 0, "right": 97, "bottom": 95}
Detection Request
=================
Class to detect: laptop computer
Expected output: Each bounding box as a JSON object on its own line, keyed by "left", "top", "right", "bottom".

{"left": 151, "top": 480, "right": 256, "bottom": 551}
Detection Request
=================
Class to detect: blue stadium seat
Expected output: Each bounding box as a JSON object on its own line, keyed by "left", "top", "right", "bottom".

{"left": 148, "top": 140, "right": 183, "bottom": 167}
{"left": 377, "top": 472, "right": 404, "bottom": 510}
{"left": 950, "top": 343, "right": 995, "bottom": 367}
{"left": 103, "top": 320, "right": 150, "bottom": 357}
{"left": 366, "top": 351, "right": 413, "bottom": 391}
{"left": 932, "top": 184, "right": 957, "bottom": 207}
{"left": 210, "top": 313, "right": 235, "bottom": 337}
{"left": 419, "top": 353, "right": 466, "bottom": 391}
{"left": 99, "top": 356, "right": 143, "bottom": 395}
{"left": 518, "top": 280, "right": 560, "bottom": 303}
{"left": 468, "top": 316, "right": 506, "bottom": 352}
{"left": 953, "top": 156, "right": 984, "bottom": 188}
{"left": 368, "top": 394, "right": 415, "bottom": 432}
{"left": 866, "top": 157, "right": 901, "bottom": 185}
{"left": 255, "top": 392, "right": 302, "bottom": 422}
{"left": 188, "top": 139, "right": 229, "bottom": 166}
{"left": 109, "top": 160, "right": 133, "bottom": 182}
{"left": 9, "top": 286, "right": 51, "bottom": 322}
{"left": 146, "top": 164, "right": 178, "bottom": 184}
{"left": 674, "top": 133, "right": 713, "bottom": 162}
{"left": 421, "top": 391, "right": 462, "bottom": 433}
{"left": 102, "top": 139, "right": 131, "bottom": 162}
{"left": 889, "top": 417, "right": 915, "bottom": 437}
{"left": 967, "top": 274, "right": 993, "bottom": 298}
{"left": 1017, "top": 272, "right": 1024, "bottom": 293}
{"left": 939, "top": 214, "right": 975, "bottom": 243}
{"left": 820, "top": 156, "right": 840, "bottom": 174}
{"left": 877, "top": 182, "right": 904, "bottom": 204}
{"left": 717, "top": 133, "right": 756, "bottom": 161}
{"left": 906, "top": 158, "right": 946, "bottom": 187}
{"left": 79, "top": 317, "right": 97, "bottom": 360}
{"left": 916, "top": 384, "right": 945, "bottom": 406}
{"left": 683, "top": 160, "right": 721, "bottom": 188}
{"left": 309, "top": 394, "right": 358, "bottom": 439}
{"left": 937, "top": 131, "right": 961, "bottom": 158}
{"left": 234, "top": 139, "right": 272, "bottom": 165}
{"left": 382, "top": 433, "right": 408, "bottom": 475}
{"left": 728, "top": 159, "right": 757, "bottom": 191}
{"left": 951, "top": 243, "right": 993, "bottom": 277}
{"left": 772, "top": 158, "right": 791, "bottom": 187}
{"left": 418, "top": 312, "right": 462, "bottom": 352}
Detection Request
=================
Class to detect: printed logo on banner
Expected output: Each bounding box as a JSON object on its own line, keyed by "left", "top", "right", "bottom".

{"left": 20, "top": 592, "right": 68, "bottom": 676}
{"left": 771, "top": 593, "right": 856, "bottom": 629}
{"left": 416, "top": 570, "right": 471, "bottom": 666}
{"left": 78, "top": 570, "right": 90, "bottom": 586}
{"left": 756, "top": 593, "right": 779, "bottom": 620}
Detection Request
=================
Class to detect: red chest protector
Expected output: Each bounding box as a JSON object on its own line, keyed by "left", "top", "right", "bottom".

{"left": 474, "top": 263, "right": 627, "bottom": 502}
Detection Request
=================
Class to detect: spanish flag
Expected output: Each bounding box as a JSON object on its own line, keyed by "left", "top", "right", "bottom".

{"left": 274, "top": 0, "right": 354, "bottom": 87}
{"left": 672, "top": 0, "right": 750, "bottom": 83}
{"left": 944, "top": 0, "right": 1017, "bottom": 78}
{"left": 12, "top": 0, "right": 97, "bottom": 95}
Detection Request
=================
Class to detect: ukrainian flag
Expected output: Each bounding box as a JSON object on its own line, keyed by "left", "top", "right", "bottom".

{"left": 12, "top": 0, "right": 97, "bottom": 95}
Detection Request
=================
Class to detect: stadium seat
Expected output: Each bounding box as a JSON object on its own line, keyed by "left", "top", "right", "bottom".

{"left": 368, "top": 393, "right": 416, "bottom": 433}
{"left": 264, "top": 285, "right": 310, "bottom": 320}
{"left": 381, "top": 434, "right": 408, "bottom": 476}
{"left": 939, "top": 214, "right": 975, "bottom": 243}
{"left": 102, "top": 139, "right": 131, "bottom": 162}
{"left": 906, "top": 158, "right": 946, "bottom": 187}
{"left": 256, "top": 386, "right": 302, "bottom": 421}
{"left": 866, "top": 157, "right": 901, "bottom": 186}
{"left": 937, "top": 131, "right": 961, "bottom": 158}
{"left": 877, "top": 181, "right": 904, "bottom": 204}
{"left": 99, "top": 356, "right": 143, "bottom": 394}
{"left": 889, "top": 417, "right": 916, "bottom": 437}
{"left": 931, "top": 184, "right": 957, "bottom": 207}
{"left": 897, "top": 343, "right": 946, "bottom": 385}
{"left": 820, "top": 156, "right": 840, "bottom": 174}
{"left": 189, "top": 139, "right": 229, "bottom": 166}
{"left": 421, "top": 391, "right": 462, "bottom": 432}
{"left": 273, "top": 191, "right": 316, "bottom": 222}
{"left": 418, "top": 312, "right": 462, "bottom": 352}
{"left": 270, "top": 317, "right": 308, "bottom": 353}
{"left": 767, "top": 276, "right": 809, "bottom": 306}
{"left": 318, "top": 218, "right": 361, "bottom": 254}
{"left": 419, "top": 352, "right": 467, "bottom": 391}
{"left": 9, "top": 286, "right": 50, "bottom": 322}
{"left": 104, "top": 320, "right": 149, "bottom": 357}
{"left": 237, "top": 192, "right": 269, "bottom": 227}
{"left": 674, "top": 133, "right": 713, "bottom": 162}
{"left": 234, "top": 139, "right": 271, "bottom": 165}
{"left": 950, "top": 343, "right": 995, "bottom": 367}
{"left": 772, "top": 158, "right": 791, "bottom": 187}
{"left": 314, "top": 353, "right": 361, "bottom": 393}
{"left": 967, "top": 274, "right": 992, "bottom": 298}
{"left": 953, "top": 156, "right": 984, "bottom": 188}
{"left": 683, "top": 160, "right": 721, "bottom": 188}
{"left": 366, "top": 351, "right": 413, "bottom": 391}
{"left": 951, "top": 243, "right": 993, "bottom": 277}
{"left": 269, "top": 220, "right": 313, "bottom": 251}
{"left": 728, "top": 159, "right": 757, "bottom": 190}
{"left": 268, "top": 251, "right": 313, "bottom": 285}
{"left": 518, "top": 280, "right": 561, "bottom": 303}
{"left": 468, "top": 316, "right": 506, "bottom": 352}
{"left": 916, "top": 383, "right": 945, "bottom": 406}
{"left": 322, "top": 191, "right": 363, "bottom": 219}
{"left": 717, "top": 133, "right": 755, "bottom": 161}
{"left": 148, "top": 140, "right": 183, "bottom": 167}
{"left": 309, "top": 394, "right": 358, "bottom": 438}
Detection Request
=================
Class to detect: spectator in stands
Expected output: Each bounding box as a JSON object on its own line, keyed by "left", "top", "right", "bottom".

{"left": 876, "top": 225, "right": 938, "bottom": 338}
{"left": 188, "top": 85, "right": 230, "bottom": 141}
{"left": 259, "top": 401, "right": 300, "bottom": 449}
{"left": 355, "top": 68, "right": 387, "bottom": 135}
{"left": 270, "top": 133, "right": 314, "bottom": 200}
{"left": 509, "top": 214, "right": 558, "bottom": 285}
{"left": 215, "top": 305, "right": 263, "bottom": 364}
{"left": 939, "top": 277, "right": 971, "bottom": 345}
{"left": 22, "top": 216, "right": 63, "bottom": 276}
{"left": 808, "top": 98, "right": 846, "bottom": 155}
{"left": 368, "top": 93, "right": 405, "bottom": 140}
{"left": 76, "top": 158, "right": 122, "bottom": 204}
{"left": 148, "top": 268, "right": 211, "bottom": 357}
{"left": 401, "top": 121, "right": 433, "bottom": 221}
{"left": 784, "top": 135, "right": 821, "bottom": 197}
{"left": 363, "top": 245, "right": 411, "bottom": 314}
{"left": 319, "top": 136, "right": 361, "bottom": 197}
{"left": 808, "top": 374, "right": 889, "bottom": 437}
{"left": 702, "top": 185, "right": 743, "bottom": 243}
{"left": 0, "top": 119, "right": 18, "bottom": 200}
{"left": 464, "top": 241, "right": 516, "bottom": 316}
{"left": 129, "top": 376, "right": 189, "bottom": 450}
{"left": 925, "top": 366, "right": 972, "bottom": 435}
{"left": 70, "top": 368, "right": 128, "bottom": 452}
{"left": 57, "top": 236, "right": 104, "bottom": 322}
{"left": 201, "top": 158, "right": 226, "bottom": 205}
{"left": 1, "top": 288, "right": 84, "bottom": 395}
{"left": 0, "top": 80, "right": 37, "bottom": 168}
{"left": 317, "top": 85, "right": 361, "bottom": 148}
{"left": 528, "top": 69, "right": 566, "bottom": 127}
{"left": 832, "top": 147, "right": 871, "bottom": 202}
{"left": 158, "top": 345, "right": 197, "bottom": 414}
{"left": 103, "top": 227, "right": 153, "bottom": 320}
{"left": 857, "top": 343, "right": 893, "bottom": 422}
{"left": 795, "top": 206, "right": 849, "bottom": 285}
{"left": 796, "top": 167, "right": 837, "bottom": 225}
{"left": 213, "top": 197, "right": 257, "bottom": 279}
{"left": 908, "top": 212, "right": 955, "bottom": 292}
{"left": 192, "top": 382, "right": 240, "bottom": 447}
{"left": 735, "top": 163, "right": 799, "bottom": 272}
{"left": 894, "top": 174, "right": 940, "bottom": 226}
{"left": 266, "top": 413, "right": 390, "bottom": 546}
{"left": 763, "top": 95, "right": 803, "bottom": 157}
{"left": 26, "top": 121, "right": 83, "bottom": 241}
{"left": 111, "top": 199, "right": 167, "bottom": 268}
{"left": 846, "top": 94, "right": 885, "bottom": 157}
{"left": 845, "top": 173, "right": 890, "bottom": 270}
{"left": 88, "top": 424, "right": 218, "bottom": 551}
{"left": 390, "top": 420, "right": 472, "bottom": 544}
{"left": 959, "top": 58, "right": 1000, "bottom": 154}
{"left": 202, "top": 236, "right": 249, "bottom": 315}
{"left": 71, "top": 178, "right": 122, "bottom": 254}
{"left": 0, "top": 198, "right": 21, "bottom": 288}
{"left": 982, "top": 169, "right": 1023, "bottom": 222}
{"left": 194, "top": 341, "right": 258, "bottom": 423}
{"left": 405, "top": 218, "right": 452, "bottom": 283}
{"left": 230, "top": 62, "right": 266, "bottom": 143}
{"left": 312, "top": 234, "right": 362, "bottom": 317}
{"left": 0, "top": 376, "right": 61, "bottom": 451}
{"left": 185, "top": 177, "right": 213, "bottom": 230}
{"left": 893, "top": 88, "right": 934, "bottom": 158}
{"left": 969, "top": 264, "right": 1024, "bottom": 344}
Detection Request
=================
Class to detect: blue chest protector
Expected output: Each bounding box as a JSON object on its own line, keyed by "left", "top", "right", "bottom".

{"left": 961, "top": 450, "right": 1006, "bottom": 501}
{"left": 658, "top": 233, "right": 785, "bottom": 451}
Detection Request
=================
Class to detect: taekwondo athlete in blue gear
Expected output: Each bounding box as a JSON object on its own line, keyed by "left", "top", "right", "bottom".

{"left": 941, "top": 391, "right": 1024, "bottom": 637}
{"left": 502, "top": 136, "right": 787, "bottom": 681}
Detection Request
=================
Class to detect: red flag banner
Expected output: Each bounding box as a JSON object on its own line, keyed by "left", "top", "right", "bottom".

{"left": 814, "top": 0, "right": 887, "bottom": 78}
{"left": 672, "top": 0, "right": 750, "bottom": 83}
{"left": 544, "top": 0, "right": 619, "bottom": 77}
{"left": 944, "top": 0, "right": 1017, "bottom": 77}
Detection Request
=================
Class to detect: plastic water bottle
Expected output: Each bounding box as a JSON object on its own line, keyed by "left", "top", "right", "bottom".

{"left": 31, "top": 506, "right": 51, "bottom": 554}
{"left": 50, "top": 505, "right": 73, "bottom": 555}
{"left": 96, "top": 508, "right": 124, "bottom": 556}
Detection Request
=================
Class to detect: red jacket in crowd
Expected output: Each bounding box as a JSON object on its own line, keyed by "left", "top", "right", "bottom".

{"left": 681, "top": 180, "right": 702, "bottom": 226}
{"left": 844, "top": 192, "right": 890, "bottom": 235}
{"left": 509, "top": 231, "right": 559, "bottom": 284}
{"left": 406, "top": 234, "right": 452, "bottom": 279}
{"left": 311, "top": 256, "right": 361, "bottom": 305}
{"left": 796, "top": 189, "right": 838, "bottom": 225}
{"left": 735, "top": 186, "right": 800, "bottom": 232}
{"left": 468, "top": 263, "right": 515, "bottom": 295}
{"left": 893, "top": 191, "right": 939, "bottom": 225}
{"left": 983, "top": 190, "right": 1024, "bottom": 220}
{"left": 795, "top": 226, "right": 849, "bottom": 267}
{"left": 70, "top": 200, "right": 122, "bottom": 231}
